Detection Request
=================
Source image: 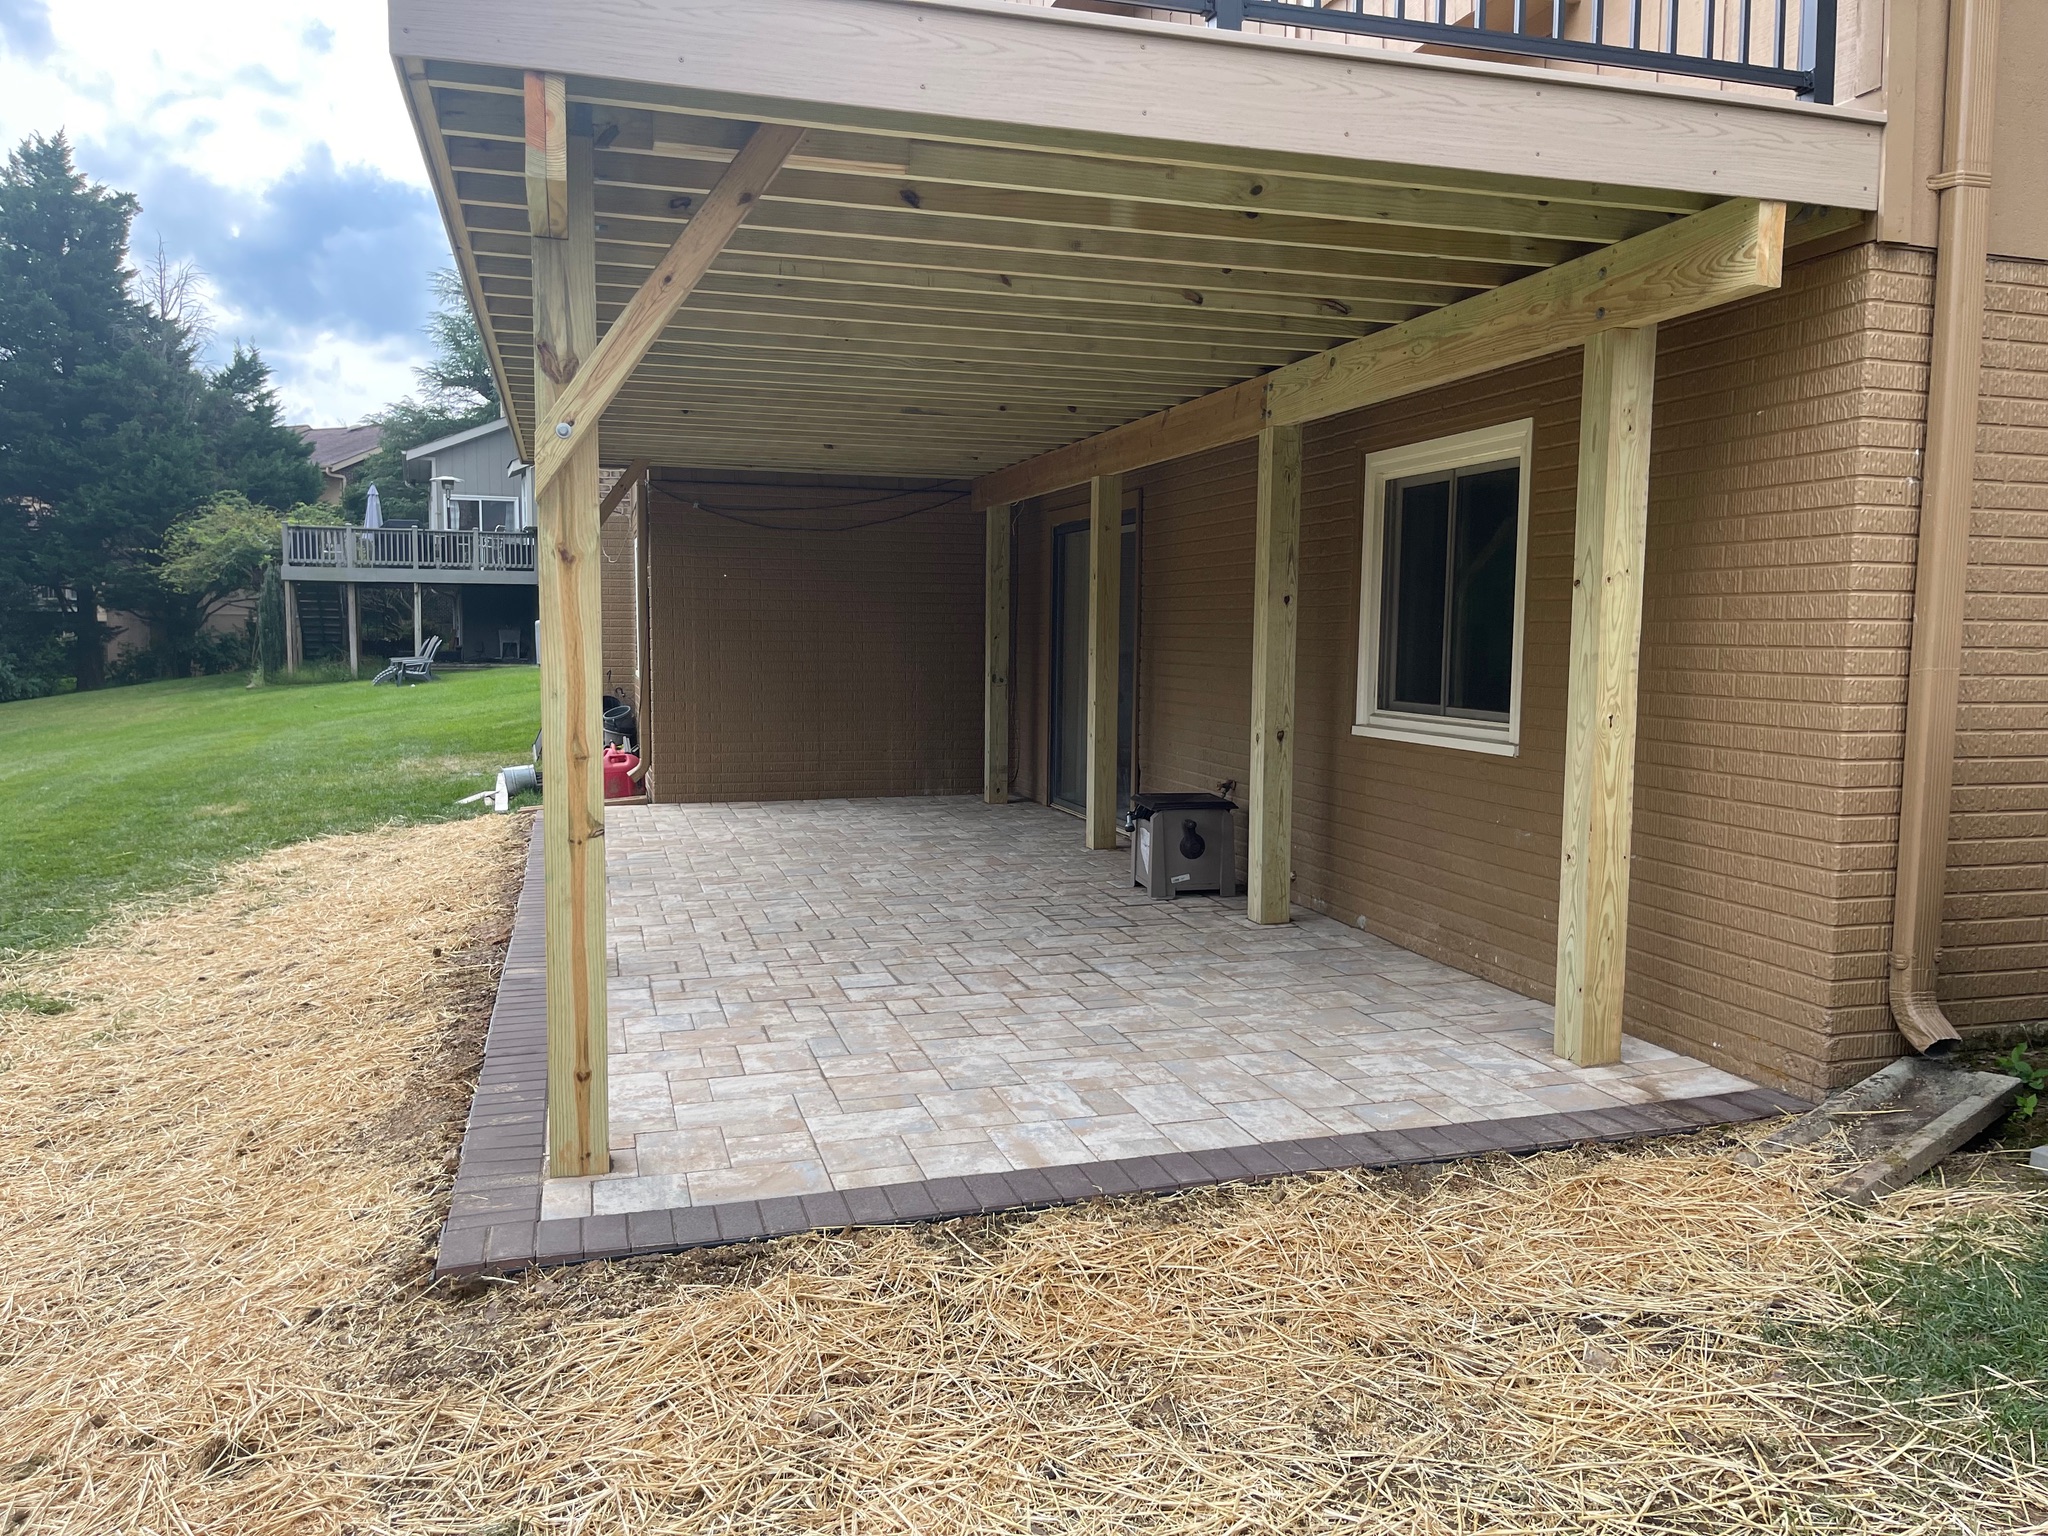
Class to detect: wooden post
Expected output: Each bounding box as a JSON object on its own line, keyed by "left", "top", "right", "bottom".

{"left": 454, "top": 587, "right": 465, "bottom": 658}
{"left": 1085, "top": 473, "right": 1123, "bottom": 850}
{"left": 984, "top": 502, "right": 1012, "bottom": 805}
{"left": 412, "top": 582, "right": 424, "bottom": 655}
{"left": 345, "top": 583, "right": 360, "bottom": 678}
{"left": 1555, "top": 326, "right": 1657, "bottom": 1067}
{"left": 1247, "top": 424, "right": 1302, "bottom": 924}
{"left": 284, "top": 580, "right": 302, "bottom": 674}
{"left": 531, "top": 87, "right": 610, "bottom": 1178}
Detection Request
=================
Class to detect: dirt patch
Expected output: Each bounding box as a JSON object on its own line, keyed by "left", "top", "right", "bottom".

{"left": 2, "top": 818, "right": 2045, "bottom": 1534}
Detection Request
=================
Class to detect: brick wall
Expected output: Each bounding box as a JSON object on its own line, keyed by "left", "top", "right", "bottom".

{"left": 1945, "top": 256, "right": 2048, "bottom": 1031}
{"left": 1006, "top": 241, "right": 2048, "bottom": 1097}
{"left": 642, "top": 474, "right": 982, "bottom": 803}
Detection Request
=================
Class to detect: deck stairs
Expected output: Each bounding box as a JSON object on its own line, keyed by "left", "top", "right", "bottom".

{"left": 297, "top": 583, "right": 347, "bottom": 662}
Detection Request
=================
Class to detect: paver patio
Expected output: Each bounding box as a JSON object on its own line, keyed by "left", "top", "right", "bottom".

{"left": 540, "top": 797, "right": 1756, "bottom": 1220}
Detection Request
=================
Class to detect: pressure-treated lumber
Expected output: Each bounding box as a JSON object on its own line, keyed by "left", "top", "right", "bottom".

{"left": 1554, "top": 327, "right": 1658, "bottom": 1068}
{"left": 284, "top": 581, "right": 301, "bottom": 674}
{"left": 1085, "top": 474, "right": 1123, "bottom": 852}
{"left": 531, "top": 122, "right": 801, "bottom": 496}
{"left": 531, "top": 114, "right": 610, "bottom": 1178}
{"left": 973, "top": 198, "right": 1782, "bottom": 509}
{"left": 523, "top": 71, "right": 567, "bottom": 240}
{"left": 598, "top": 458, "right": 648, "bottom": 524}
{"left": 1247, "top": 424, "right": 1301, "bottom": 926}
{"left": 984, "top": 503, "right": 1013, "bottom": 806}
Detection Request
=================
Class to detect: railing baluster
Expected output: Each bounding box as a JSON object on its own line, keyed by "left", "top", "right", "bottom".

{"left": 1664, "top": 0, "right": 1676, "bottom": 54}
{"left": 1630, "top": 0, "right": 1642, "bottom": 51}
{"left": 1704, "top": 0, "right": 1715, "bottom": 57}
{"left": 1552, "top": 0, "right": 1562, "bottom": 40}
{"left": 1738, "top": 0, "right": 1752, "bottom": 63}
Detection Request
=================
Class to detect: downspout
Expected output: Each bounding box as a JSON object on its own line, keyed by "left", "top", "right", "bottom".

{"left": 1888, "top": 0, "right": 1999, "bottom": 1055}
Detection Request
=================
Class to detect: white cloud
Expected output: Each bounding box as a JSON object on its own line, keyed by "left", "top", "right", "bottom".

{"left": 260, "top": 328, "right": 423, "bottom": 427}
{"left": 3, "top": 0, "right": 423, "bottom": 191}
{"left": 0, "top": 0, "right": 445, "bottom": 427}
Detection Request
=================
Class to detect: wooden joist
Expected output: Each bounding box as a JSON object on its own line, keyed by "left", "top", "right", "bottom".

{"left": 530, "top": 122, "right": 803, "bottom": 497}
{"left": 1246, "top": 424, "right": 1301, "bottom": 926}
{"left": 1554, "top": 327, "right": 1658, "bottom": 1069}
{"left": 972, "top": 198, "right": 1783, "bottom": 507}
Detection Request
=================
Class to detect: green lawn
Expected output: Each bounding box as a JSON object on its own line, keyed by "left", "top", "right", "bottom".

{"left": 0, "top": 668, "right": 539, "bottom": 957}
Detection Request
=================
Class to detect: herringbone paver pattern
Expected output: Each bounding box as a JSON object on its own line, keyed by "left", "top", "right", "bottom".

{"left": 540, "top": 798, "right": 1754, "bottom": 1218}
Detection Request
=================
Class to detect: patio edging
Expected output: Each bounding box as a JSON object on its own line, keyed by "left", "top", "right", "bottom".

{"left": 432, "top": 819, "right": 1810, "bottom": 1279}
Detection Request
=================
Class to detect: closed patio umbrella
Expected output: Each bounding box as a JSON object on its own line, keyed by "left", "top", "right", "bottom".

{"left": 364, "top": 483, "right": 383, "bottom": 528}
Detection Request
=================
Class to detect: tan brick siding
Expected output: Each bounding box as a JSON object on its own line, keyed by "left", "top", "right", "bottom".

{"left": 1006, "top": 242, "right": 2048, "bottom": 1097}
{"left": 642, "top": 476, "right": 981, "bottom": 803}
{"left": 1946, "top": 256, "right": 2048, "bottom": 1030}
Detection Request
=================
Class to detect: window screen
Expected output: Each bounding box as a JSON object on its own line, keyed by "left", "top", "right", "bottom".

{"left": 1379, "top": 461, "right": 1519, "bottom": 721}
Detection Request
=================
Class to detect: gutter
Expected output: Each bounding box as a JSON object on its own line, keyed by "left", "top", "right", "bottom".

{"left": 1888, "top": 0, "right": 1999, "bottom": 1055}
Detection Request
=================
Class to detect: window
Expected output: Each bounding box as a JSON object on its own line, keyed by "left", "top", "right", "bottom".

{"left": 1355, "top": 420, "right": 1532, "bottom": 756}
{"left": 450, "top": 496, "right": 519, "bottom": 532}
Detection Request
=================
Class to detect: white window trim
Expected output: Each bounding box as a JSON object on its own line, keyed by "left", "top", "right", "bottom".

{"left": 1354, "top": 418, "right": 1535, "bottom": 758}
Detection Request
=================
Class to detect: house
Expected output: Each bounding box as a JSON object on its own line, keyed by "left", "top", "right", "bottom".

{"left": 397, "top": 0, "right": 2048, "bottom": 1269}
{"left": 276, "top": 417, "right": 544, "bottom": 671}
{"left": 291, "top": 422, "right": 385, "bottom": 505}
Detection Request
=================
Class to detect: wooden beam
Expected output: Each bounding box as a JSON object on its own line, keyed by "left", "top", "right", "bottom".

{"left": 1246, "top": 423, "right": 1301, "bottom": 926}
{"left": 1085, "top": 474, "right": 1122, "bottom": 852}
{"left": 598, "top": 458, "right": 648, "bottom": 524}
{"left": 531, "top": 123, "right": 802, "bottom": 496}
{"left": 984, "top": 503, "right": 1012, "bottom": 806}
{"left": 532, "top": 122, "right": 610, "bottom": 1178}
{"left": 1263, "top": 197, "right": 1782, "bottom": 427}
{"left": 284, "top": 580, "right": 301, "bottom": 674}
{"left": 523, "top": 71, "right": 567, "bottom": 239}
{"left": 1554, "top": 326, "right": 1658, "bottom": 1069}
{"left": 972, "top": 198, "right": 1783, "bottom": 509}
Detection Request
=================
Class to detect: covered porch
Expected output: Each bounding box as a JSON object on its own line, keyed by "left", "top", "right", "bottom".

{"left": 394, "top": 0, "right": 1879, "bottom": 1238}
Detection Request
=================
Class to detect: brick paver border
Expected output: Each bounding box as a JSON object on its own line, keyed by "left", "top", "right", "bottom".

{"left": 434, "top": 823, "right": 1809, "bottom": 1278}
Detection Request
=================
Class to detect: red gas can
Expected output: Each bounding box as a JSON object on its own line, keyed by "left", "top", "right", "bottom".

{"left": 603, "top": 746, "right": 641, "bottom": 800}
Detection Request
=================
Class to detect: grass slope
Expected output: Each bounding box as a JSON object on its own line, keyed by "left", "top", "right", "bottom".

{"left": 0, "top": 669, "right": 538, "bottom": 955}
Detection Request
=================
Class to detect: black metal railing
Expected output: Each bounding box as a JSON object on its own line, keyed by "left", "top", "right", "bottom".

{"left": 1149, "top": 0, "right": 1836, "bottom": 103}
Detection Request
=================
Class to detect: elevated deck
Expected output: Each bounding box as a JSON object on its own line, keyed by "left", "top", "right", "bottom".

{"left": 279, "top": 523, "right": 538, "bottom": 585}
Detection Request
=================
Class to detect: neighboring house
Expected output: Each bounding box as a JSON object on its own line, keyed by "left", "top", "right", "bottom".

{"left": 291, "top": 423, "right": 385, "bottom": 505}
{"left": 277, "top": 417, "right": 540, "bottom": 672}
{"left": 403, "top": 417, "right": 537, "bottom": 530}
{"left": 396, "top": 0, "right": 2048, "bottom": 1201}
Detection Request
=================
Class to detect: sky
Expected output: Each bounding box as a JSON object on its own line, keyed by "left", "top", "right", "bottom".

{"left": 0, "top": 0, "right": 448, "bottom": 426}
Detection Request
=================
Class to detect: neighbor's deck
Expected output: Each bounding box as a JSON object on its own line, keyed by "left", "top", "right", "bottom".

{"left": 438, "top": 800, "right": 1803, "bottom": 1274}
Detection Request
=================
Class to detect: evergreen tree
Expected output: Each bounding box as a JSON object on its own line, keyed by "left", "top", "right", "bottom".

{"left": 0, "top": 134, "right": 319, "bottom": 690}
{"left": 0, "top": 132, "right": 214, "bottom": 689}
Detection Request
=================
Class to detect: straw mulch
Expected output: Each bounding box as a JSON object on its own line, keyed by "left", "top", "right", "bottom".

{"left": 2, "top": 815, "right": 2044, "bottom": 1535}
